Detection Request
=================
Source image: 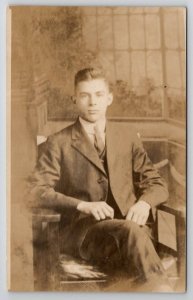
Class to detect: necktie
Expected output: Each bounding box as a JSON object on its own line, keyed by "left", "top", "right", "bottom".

{"left": 94, "top": 125, "right": 105, "bottom": 157}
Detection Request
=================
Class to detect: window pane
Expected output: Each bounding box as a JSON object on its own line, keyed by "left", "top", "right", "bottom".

{"left": 145, "top": 14, "right": 161, "bottom": 49}
{"left": 130, "top": 15, "right": 145, "bottom": 49}
{"left": 114, "top": 15, "right": 129, "bottom": 50}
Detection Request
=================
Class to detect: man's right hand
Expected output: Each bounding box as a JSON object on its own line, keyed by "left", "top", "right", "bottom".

{"left": 77, "top": 201, "right": 114, "bottom": 221}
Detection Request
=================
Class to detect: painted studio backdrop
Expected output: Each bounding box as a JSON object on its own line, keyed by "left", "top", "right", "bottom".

{"left": 8, "top": 6, "right": 186, "bottom": 291}
{"left": 12, "top": 7, "right": 185, "bottom": 122}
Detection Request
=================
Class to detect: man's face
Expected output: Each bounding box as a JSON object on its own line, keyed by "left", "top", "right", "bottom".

{"left": 74, "top": 79, "right": 113, "bottom": 123}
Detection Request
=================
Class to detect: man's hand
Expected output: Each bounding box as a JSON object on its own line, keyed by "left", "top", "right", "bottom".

{"left": 126, "top": 200, "right": 151, "bottom": 226}
{"left": 77, "top": 201, "right": 114, "bottom": 221}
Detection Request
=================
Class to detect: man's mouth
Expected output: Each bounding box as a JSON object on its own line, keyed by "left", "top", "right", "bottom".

{"left": 88, "top": 110, "right": 99, "bottom": 113}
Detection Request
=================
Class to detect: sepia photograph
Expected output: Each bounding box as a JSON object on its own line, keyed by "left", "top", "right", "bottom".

{"left": 7, "top": 6, "right": 186, "bottom": 292}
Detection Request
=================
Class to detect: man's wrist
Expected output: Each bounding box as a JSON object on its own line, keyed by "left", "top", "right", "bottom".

{"left": 77, "top": 201, "right": 85, "bottom": 211}
{"left": 138, "top": 199, "right": 151, "bottom": 210}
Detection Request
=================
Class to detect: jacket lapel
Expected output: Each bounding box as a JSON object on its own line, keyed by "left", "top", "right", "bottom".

{"left": 71, "top": 119, "right": 107, "bottom": 176}
{"left": 106, "top": 121, "right": 124, "bottom": 182}
{"left": 106, "top": 121, "right": 116, "bottom": 181}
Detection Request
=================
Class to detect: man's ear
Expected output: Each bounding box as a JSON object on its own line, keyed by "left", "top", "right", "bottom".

{"left": 107, "top": 92, "right": 113, "bottom": 106}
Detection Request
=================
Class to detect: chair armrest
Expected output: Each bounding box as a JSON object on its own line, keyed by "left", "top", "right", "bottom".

{"left": 32, "top": 208, "right": 61, "bottom": 244}
{"left": 157, "top": 203, "right": 185, "bottom": 219}
{"left": 32, "top": 208, "right": 61, "bottom": 223}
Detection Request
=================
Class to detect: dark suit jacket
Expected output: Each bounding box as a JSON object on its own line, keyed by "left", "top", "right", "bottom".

{"left": 28, "top": 121, "right": 168, "bottom": 255}
{"left": 29, "top": 119, "right": 168, "bottom": 252}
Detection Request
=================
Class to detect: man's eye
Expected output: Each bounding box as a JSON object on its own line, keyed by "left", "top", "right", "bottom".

{"left": 80, "top": 94, "right": 88, "bottom": 98}
{"left": 97, "top": 93, "right": 104, "bottom": 97}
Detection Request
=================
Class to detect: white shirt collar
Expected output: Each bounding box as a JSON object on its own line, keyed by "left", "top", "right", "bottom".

{"left": 79, "top": 117, "right": 106, "bottom": 135}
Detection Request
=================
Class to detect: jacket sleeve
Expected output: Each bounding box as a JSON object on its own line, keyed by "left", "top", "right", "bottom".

{"left": 132, "top": 133, "right": 169, "bottom": 208}
{"left": 28, "top": 136, "right": 81, "bottom": 211}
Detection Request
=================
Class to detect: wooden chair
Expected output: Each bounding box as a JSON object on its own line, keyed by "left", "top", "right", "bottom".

{"left": 32, "top": 204, "right": 185, "bottom": 291}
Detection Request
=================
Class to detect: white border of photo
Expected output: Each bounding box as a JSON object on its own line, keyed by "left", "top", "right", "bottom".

{"left": 0, "top": 0, "right": 191, "bottom": 299}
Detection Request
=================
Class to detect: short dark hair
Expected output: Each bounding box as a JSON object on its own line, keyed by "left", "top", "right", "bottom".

{"left": 74, "top": 67, "right": 109, "bottom": 89}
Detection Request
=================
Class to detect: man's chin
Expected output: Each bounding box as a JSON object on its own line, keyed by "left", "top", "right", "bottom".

{"left": 81, "top": 115, "right": 102, "bottom": 123}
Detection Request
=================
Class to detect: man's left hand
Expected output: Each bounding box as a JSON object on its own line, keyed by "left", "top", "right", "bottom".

{"left": 126, "top": 200, "right": 151, "bottom": 226}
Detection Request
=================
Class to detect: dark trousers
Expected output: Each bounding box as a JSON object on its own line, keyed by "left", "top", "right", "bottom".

{"left": 76, "top": 218, "right": 167, "bottom": 283}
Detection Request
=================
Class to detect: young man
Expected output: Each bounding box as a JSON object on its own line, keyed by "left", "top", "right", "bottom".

{"left": 29, "top": 67, "right": 171, "bottom": 291}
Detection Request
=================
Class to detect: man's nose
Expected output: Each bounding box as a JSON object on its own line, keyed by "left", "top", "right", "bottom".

{"left": 89, "top": 95, "right": 97, "bottom": 105}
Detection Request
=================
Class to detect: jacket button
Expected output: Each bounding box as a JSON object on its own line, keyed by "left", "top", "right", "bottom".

{"left": 97, "top": 178, "right": 104, "bottom": 183}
